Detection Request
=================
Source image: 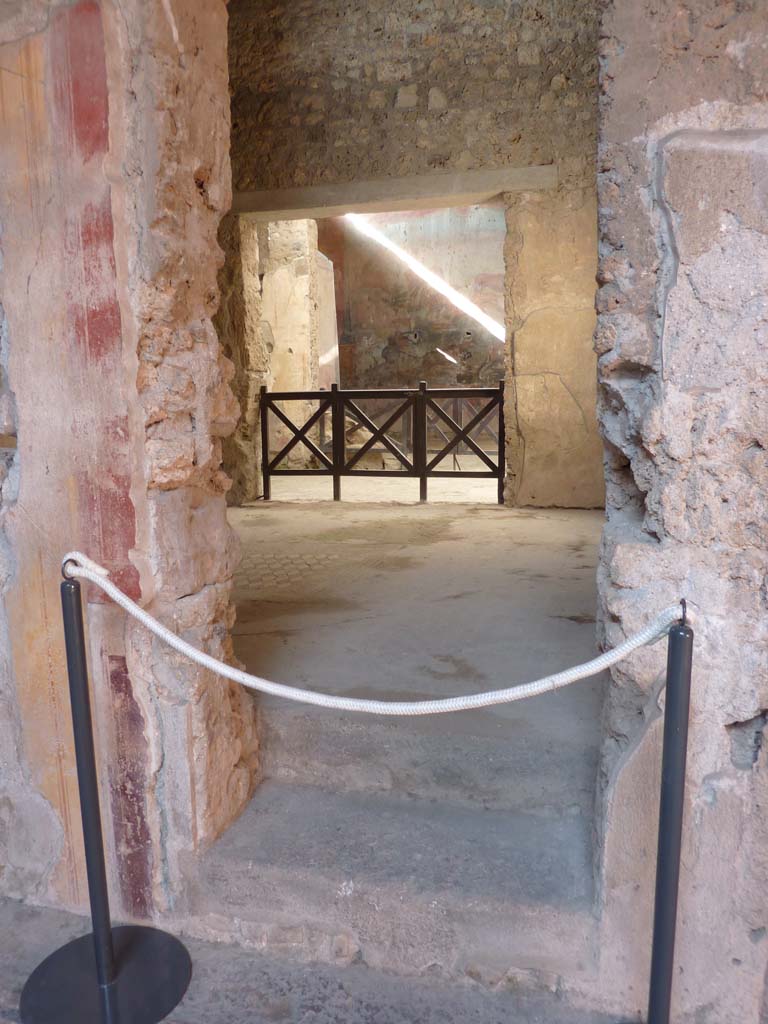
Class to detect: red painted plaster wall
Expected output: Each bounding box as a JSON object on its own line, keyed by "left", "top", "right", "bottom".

{"left": 0, "top": 1, "right": 150, "bottom": 911}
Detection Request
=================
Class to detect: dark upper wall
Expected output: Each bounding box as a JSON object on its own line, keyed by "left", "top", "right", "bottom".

{"left": 228, "top": 0, "right": 599, "bottom": 193}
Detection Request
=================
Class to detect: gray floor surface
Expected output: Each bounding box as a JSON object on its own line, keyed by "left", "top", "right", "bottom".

{"left": 230, "top": 501, "right": 606, "bottom": 819}
{"left": 0, "top": 898, "right": 622, "bottom": 1024}
{"left": 194, "top": 502, "right": 609, "bottom": 987}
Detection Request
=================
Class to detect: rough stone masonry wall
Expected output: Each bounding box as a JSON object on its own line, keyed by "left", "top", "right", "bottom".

{"left": 215, "top": 215, "right": 269, "bottom": 505}
{"left": 229, "top": 0, "right": 595, "bottom": 192}
{"left": 108, "top": 0, "right": 260, "bottom": 913}
{"left": 227, "top": 0, "right": 604, "bottom": 508}
{"left": 592, "top": 2, "right": 768, "bottom": 1021}
{"left": 0, "top": 0, "right": 257, "bottom": 917}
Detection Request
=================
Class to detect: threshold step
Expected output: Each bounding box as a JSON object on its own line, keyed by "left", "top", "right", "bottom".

{"left": 4, "top": 897, "right": 615, "bottom": 1024}
{"left": 260, "top": 700, "right": 601, "bottom": 814}
{"left": 188, "top": 782, "right": 598, "bottom": 988}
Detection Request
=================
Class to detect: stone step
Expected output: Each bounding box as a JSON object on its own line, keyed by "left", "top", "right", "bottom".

{"left": 188, "top": 781, "right": 599, "bottom": 991}
{"left": 259, "top": 699, "right": 601, "bottom": 814}
{"left": 4, "top": 897, "right": 616, "bottom": 1024}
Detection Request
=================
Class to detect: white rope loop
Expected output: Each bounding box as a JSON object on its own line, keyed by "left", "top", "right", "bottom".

{"left": 62, "top": 550, "right": 685, "bottom": 717}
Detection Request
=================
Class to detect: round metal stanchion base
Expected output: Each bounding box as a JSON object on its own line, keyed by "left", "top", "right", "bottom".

{"left": 20, "top": 925, "right": 192, "bottom": 1024}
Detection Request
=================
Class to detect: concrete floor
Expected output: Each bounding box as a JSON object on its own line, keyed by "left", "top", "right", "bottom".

{"left": 195, "top": 501, "right": 609, "bottom": 989}
{"left": 0, "top": 898, "right": 621, "bottom": 1024}
{"left": 263, "top": 474, "right": 499, "bottom": 504}
{"left": 230, "top": 500, "right": 606, "bottom": 818}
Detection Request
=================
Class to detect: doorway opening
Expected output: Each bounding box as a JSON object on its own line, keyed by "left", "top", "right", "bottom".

{"left": 198, "top": 192, "right": 607, "bottom": 989}
{"left": 203, "top": 500, "right": 606, "bottom": 982}
{"left": 221, "top": 203, "right": 511, "bottom": 506}
{"left": 192, "top": 0, "right": 608, "bottom": 1001}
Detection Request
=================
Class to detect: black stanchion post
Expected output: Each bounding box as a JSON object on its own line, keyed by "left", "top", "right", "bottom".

{"left": 61, "top": 577, "right": 116, "bottom": 989}
{"left": 647, "top": 608, "right": 694, "bottom": 1024}
{"left": 20, "top": 574, "right": 192, "bottom": 1024}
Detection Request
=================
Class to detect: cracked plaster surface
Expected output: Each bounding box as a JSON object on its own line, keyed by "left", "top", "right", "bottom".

{"left": 592, "top": 3, "right": 768, "bottom": 1020}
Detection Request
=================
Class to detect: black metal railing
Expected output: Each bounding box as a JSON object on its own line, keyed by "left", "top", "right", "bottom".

{"left": 259, "top": 380, "right": 506, "bottom": 503}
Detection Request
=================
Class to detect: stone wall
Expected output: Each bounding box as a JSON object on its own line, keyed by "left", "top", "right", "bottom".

{"left": 258, "top": 220, "right": 321, "bottom": 397}
{"left": 0, "top": 0, "right": 257, "bottom": 917}
{"left": 229, "top": 0, "right": 597, "bottom": 193}
{"left": 593, "top": 3, "right": 768, "bottom": 1021}
{"left": 227, "top": 0, "right": 604, "bottom": 509}
{"left": 504, "top": 187, "right": 605, "bottom": 507}
{"left": 215, "top": 215, "right": 268, "bottom": 505}
{"left": 216, "top": 218, "right": 330, "bottom": 501}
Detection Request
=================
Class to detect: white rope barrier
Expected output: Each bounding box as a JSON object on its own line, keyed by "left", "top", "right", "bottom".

{"left": 62, "top": 550, "right": 687, "bottom": 717}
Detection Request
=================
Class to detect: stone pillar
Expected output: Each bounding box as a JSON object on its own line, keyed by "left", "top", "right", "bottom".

{"left": 216, "top": 215, "right": 269, "bottom": 505}
{"left": 593, "top": 3, "right": 768, "bottom": 1021}
{"left": 315, "top": 252, "right": 340, "bottom": 391}
{"left": 258, "top": 220, "right": 321, "bottom": 466}
{"left": 0, "top": 0, "right": 259, "bottom": 918}
{"left": 215, "top": 217, "right": 331, "bottom": 503}
{"left": 258, "top": 220, "right": 321, "bottom": 393}
{"left": 503, "top": 187, "right": 604, "bottom": 508}
{"left": 104, "top": 0, "right": 260, "bottom": 913}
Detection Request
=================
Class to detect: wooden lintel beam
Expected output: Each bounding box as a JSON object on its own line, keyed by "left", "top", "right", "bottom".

{"left": 233, "top": 165, "right": 557, "bottom": 220}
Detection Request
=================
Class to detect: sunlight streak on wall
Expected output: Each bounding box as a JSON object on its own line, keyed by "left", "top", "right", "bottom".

{"left": 435, "top": 347, "right": 458, "bottom": 363}
{"left": 344, "top": 213, "right": 506, "bottom": 342}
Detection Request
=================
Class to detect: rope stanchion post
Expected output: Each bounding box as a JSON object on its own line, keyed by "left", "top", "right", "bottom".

{"left": 20, "top": 575, "right": 192, "bottom": 1024}
{"left": 647, "top": 609, "right": 694, "bottom": 1024}
{"left": 60, "top": 577, "right": 115, "bottom": 989}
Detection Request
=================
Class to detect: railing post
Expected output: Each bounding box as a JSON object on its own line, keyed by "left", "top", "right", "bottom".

{"left": 319, "top": 387, "right": 327, "bottom": 454}
{"left": 647, "top": 612, "right": 694, "bottom": 1024}
{"left": 20, "top": 575, "right": 191, "bottom": 1024}
{"left": 260, "top": 384, "right": 271, "bottom": 501}
{"left": 453, "top": 395, "right": 460, "bottom": 467}
{"left": 497, "top": 378, "right": 505, "bottom": 505}
{"left": 415, "top": 381, "right": 428, "bottom": 502}
{"left": 331, "top": 382, "right": 343, "bottom": 501}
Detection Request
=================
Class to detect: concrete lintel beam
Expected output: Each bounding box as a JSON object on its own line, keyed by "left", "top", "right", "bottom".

{"left": 233, "top": 165, "right": 558, "bottom": 220}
